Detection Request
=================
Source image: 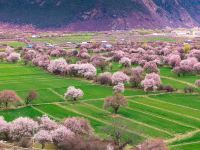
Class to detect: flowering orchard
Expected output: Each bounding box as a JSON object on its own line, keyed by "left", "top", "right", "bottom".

{"left": 0, "top": 32, "right": 199, "bottom": 150}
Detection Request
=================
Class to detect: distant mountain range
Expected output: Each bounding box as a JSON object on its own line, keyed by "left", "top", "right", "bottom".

{"left": 0, "top": 0, "right": 200, "bottom": 31}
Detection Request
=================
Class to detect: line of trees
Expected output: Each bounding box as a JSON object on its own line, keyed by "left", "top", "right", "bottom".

{"left": 0, "top": 90, "right": 38, "bottom": 108}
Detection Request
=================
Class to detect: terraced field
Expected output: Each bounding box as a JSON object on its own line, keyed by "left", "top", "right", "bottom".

{"left": 0, "top": 63, "right": 200, "bottom": 149}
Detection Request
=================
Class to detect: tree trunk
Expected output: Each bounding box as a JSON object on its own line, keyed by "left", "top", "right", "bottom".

{"left": 26, "top": 99, "right": 29, "bottom": 105}
{"left": 101, "top": 67, "right": 104, "bottom": 72}
{"left": 4, "top": 133, "right": 9, "bottom": 141}
{"left": 114, "top": 106, "right": 119, "bottom": 114}
{"left": 5, "top": 102, "right": 8, "bottom": 108}
{"left": 41, "top": 143, "right": 45, "bottom": 149}
{"left": 118, "top": 141, "right": 130, "bottom": 150}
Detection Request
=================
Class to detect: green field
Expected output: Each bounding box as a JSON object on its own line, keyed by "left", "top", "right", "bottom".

{"left": 30, "top": 33, "right": 94, "bottom": 44}
{"left": 0, "top": 41, "right": 26, "bottom": 48}
{"left": 0, "top": 63, "right": 200, "bottom": 149}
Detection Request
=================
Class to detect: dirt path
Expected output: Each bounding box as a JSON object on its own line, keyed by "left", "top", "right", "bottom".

{"left": 166, "top": 129, "right": 200, "bottom": 144}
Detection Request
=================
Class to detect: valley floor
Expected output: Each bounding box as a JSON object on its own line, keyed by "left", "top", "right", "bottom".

{"left": 0, "top": 63, "right": 200, "bottom": 149}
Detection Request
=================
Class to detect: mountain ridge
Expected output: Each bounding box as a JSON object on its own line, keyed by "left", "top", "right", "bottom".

{"left": 0, "top": 0, "right": 200, "bottom": 31}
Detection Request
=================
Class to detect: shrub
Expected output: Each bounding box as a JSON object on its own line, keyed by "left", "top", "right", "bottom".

{"left": 72, "top": 50, "right": 78, "bottom": 56}
{"left": 184, "top": 87, "right": 194, "bottom": 93}
{"left": 160, "top": 85, "right": 175, "bottom": 93}
{"left": 184, "top": 44, "right": 191, "bottom": 53}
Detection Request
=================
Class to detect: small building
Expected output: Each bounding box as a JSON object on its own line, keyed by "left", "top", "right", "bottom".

{"left": 104, "top": 44, "right": 112, "bottom": 49}
{"left": 171, "top": 30, "right": 190, "bottom": 36}
{"left": 184, "top": 39, "right": 193, "bottom": 44}
{"left": 32, "top": 34, "right": 40, "bottom": 38}
{"left": 191, "top": 29, "right": 200, "bottom": 37}
{"left": 101, "top": 40, "right": 107, "bottom": 43}
{"left": 81, "top": 42, "right": 88, "bottom": 45}
{"left": 27, "top": 44, "right": 33, "bottom": 48}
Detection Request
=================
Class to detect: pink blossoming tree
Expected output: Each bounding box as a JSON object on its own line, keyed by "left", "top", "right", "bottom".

{"left": 104, "top": 93, "right": 127, "bottom": 114}
{"left": 0, "top": 90, "right": 21, "bottom": 108}
{"left": 7, "top": 52, "right": 21, "bottom": 63}
{"left": 0, "top": 52, "right": 7, "bottom": 61}
{"left": 119, "top": 57, "right": 131, "bottom": 68}
{"left": 130, "top": 67, "right": 144, "bottom": 87}
{"left": 64, "top": 86, "right": 84, "bottom": 101}
{"left": 143, "top": 61, "right": 159, "bottom": 73}
{"left": 194, "top": 62, "right": 200, "bottom": 74}
{"left": 51, "top": 126, "right": 74, "bottom": 146}
{"left": 113, "top": 83, "right": 125, "bottom": 93}
{"left": 141, "top": 73, "right": 161, "bottom": 92}
{"left": 47, "top": 58, "right": 68, "bottom": 75}
{"left": 63, "top": 117, "right": 93, "bottom": 135}
{"left": 168, "top": 54, "right": 181, "bottom": 67}
{"left": 39, "top": 115, "right": 58, "bottom": 131}
{"left": 195, "top": 80, "right": 200, "bottom": 87}
{"left": 97, "top": 72, "right": 112, "bottom": 85}
{"left": 0, "top": 117, "right": 9, "bottom": 140}
{"left": 34, "top": 130, "right": 52, "bottom": 149}
{"left": 9, "top": 117, "right": 38, "bottom": 141}
{"left": 112, "top": 71, "right": 130, "bottom": 85}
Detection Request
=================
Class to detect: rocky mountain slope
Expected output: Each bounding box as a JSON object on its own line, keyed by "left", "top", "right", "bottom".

{"left": 0, "top": 0, "right": 200, "bottom": 31}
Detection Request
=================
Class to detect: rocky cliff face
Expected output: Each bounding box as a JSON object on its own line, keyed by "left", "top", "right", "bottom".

{"left": 0, "top": 0, "right": 200, "bottom": 31}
